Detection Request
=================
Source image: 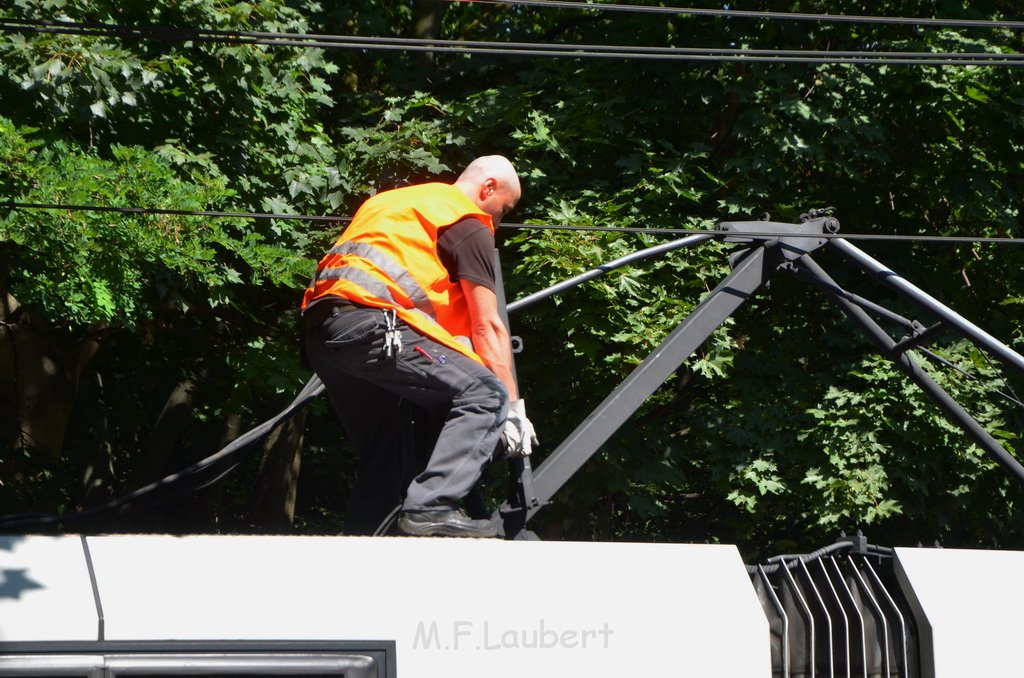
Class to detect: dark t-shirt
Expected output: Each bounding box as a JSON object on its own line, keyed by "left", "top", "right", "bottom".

{"left": 437, "top": 217, "right": 496, "bottom": 291}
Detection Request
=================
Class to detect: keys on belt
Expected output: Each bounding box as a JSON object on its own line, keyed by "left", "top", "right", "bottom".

{"left": 303, "top": 300, "right": 403, "bottom": 359}
{"left": 382, "top": 308, "right": 402, "bottom": 358}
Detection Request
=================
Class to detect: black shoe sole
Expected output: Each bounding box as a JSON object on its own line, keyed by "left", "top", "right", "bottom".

{"left": 397, "top": 516, "right": 498, "bottom": 539}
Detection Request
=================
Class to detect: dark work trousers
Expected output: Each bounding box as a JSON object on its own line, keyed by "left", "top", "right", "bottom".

{"left": 303, "top": 303, "right": 509, "bottom": 535}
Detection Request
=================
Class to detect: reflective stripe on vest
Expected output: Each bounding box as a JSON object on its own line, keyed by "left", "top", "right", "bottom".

{"left": 316, "top": 241, "right": 434, "bottom": 317}
{"left": 315, "top": 265, "right": 438, "bottom": 326}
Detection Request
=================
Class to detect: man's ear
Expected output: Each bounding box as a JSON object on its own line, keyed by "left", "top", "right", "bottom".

{"left": 481, "top": 177, "right": 497, "bottom": 199}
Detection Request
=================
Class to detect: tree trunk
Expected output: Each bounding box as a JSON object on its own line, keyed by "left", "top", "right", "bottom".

{"left": 251, "top": 412, "right": 306, "bottom": 530}
{"left": 81, "top": 371, "right": 117, "bottom": 506}
{"left": 411, "top": 0, "right": 446, "bottom": 40}
{"left": 128, "top": 374, "right": 201, "bottom": 489}
{"left": 0, "top": 292, "right": 101, "bottom": 459}
{"left": 409, "top": 0, "right": 447, "bottom": 68}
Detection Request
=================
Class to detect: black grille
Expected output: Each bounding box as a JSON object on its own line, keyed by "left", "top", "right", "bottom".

{"left": 750, "top": 543, "right": 919, "bottom": 678}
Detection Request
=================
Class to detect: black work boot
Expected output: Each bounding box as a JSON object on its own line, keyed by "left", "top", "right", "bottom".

{"left": 397, "top": 508, "right": 498, "bottom": 538}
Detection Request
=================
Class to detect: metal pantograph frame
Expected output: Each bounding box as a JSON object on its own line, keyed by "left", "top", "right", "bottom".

{"left": 496, "top": 211, "right": 1024, "bottom": 539}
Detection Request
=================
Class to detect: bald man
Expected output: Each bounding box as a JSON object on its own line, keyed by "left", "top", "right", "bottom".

{"left": 301, "top": 156, "right": 536, "bottom": 538}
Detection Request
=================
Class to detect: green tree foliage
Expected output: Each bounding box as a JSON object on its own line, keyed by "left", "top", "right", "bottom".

{"left": 0, "top": 0, "right": 1022, "bottom": 556}
{"left": 1, "top": 119, "right": 243, "bottom": 326}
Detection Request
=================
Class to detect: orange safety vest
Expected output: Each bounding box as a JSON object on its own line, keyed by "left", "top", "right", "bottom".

{"left": 302, "top": 182, "right": 494, "bottom": 364}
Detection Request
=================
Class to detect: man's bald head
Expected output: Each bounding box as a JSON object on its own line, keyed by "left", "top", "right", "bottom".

{"left": 454, "top": 155, "right": 522, "bottom": 226}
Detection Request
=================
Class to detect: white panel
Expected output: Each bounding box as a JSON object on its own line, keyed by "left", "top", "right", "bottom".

{"left": 0, "top": 535, "right": 98, "bottom": 641}
{"left": 894, "top": 546, "right": 1024, "bottom": 678}
{"left": 84, "top": 535, "right": 770, "bottom": 677}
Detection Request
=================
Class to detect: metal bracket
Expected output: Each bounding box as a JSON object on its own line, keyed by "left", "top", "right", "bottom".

{"left": 717, "top": 215, "right": 838, "bottom": 261}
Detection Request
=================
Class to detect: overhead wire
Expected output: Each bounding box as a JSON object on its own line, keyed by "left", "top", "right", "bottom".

{"left": 2, "top": 2, "right": 1022, "bottom": 32}
{"left": 458, "top": 0, "right": 1024, "bottom": 31}
{"left": 6, "top": 200, "right": 1024, "bottom": 246}
{"left": 6, "top": 200, "right": 351, "bottom": 224}
{"left": 0, "top": 16, "right": 1021, "bottom": 66}
{"left": 915, "top": 346, "right": 1024, "bottom": 410}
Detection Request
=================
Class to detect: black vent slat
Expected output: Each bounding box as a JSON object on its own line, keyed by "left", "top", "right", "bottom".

{"left": 754, "top": 565, "right": 792, "bottom": 678}
{"left": 823, "top": 557, "right": 866, "bottom": 678}
{"left": 809, "top": 559, "right": 850, "bottom": 678}
{"left": 844, "top": 558, "right": 890, "bottom": 677}
{"left": 780, "top": 560, "right": 815, "bottom": 677}
{"left": 797, "top": 559, "right": 834, "bottom": 678}
{"left": 861, "top": 557, "right": 915, "bottom": 678}
{"left": 751, "top": 549, "right": 918, "bottom": 678}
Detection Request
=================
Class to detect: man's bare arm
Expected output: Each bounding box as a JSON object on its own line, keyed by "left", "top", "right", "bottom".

{"left": 461, "top": 279, "right": 519, "bottom": 400}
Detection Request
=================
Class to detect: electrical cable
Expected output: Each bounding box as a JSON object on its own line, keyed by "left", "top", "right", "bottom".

{"left": 3, "top": 17, "right": 1019, "bottom": 62}
{"left": 7, "top": 200, "right": 1024, "bottom": 246}
{"left": 983, "top": 349, "right": 1024, "bottom": 412}
{"left": 373, "top": 504, "right": 403, "bottom": 537}
{"left": 749, "top": 539, "right": 894, "bottom": 574}
{"left": 0, "top": 374, "right": 325, "bottom": 531}
{"left": 794, "top": 264, "right": 1024, "bottom": 410}
{"left": 1, "top": 17, "right": 1021, "bottom": 66}
{"left": 793, "top": 255, "right": 1024, "bottom": 417}
{"left": 7, "top": 201, "right": 351, "bottom": 224}
{"left": 511, "top": 222, "right": 1024, "bottom": 245}
{"left": 458, "top": 0, "right": 1024, "bottom": 31}
{"left": 915, "top": 345, "right": 1024, "bottom": 410}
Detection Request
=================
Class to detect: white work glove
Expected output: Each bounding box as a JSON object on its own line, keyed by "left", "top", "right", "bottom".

{"left": 502, "top": 399, "right": 539, "bottom": 458}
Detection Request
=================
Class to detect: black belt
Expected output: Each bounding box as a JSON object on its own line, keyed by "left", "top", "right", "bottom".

{"left": 302, "top": 298, "right": 361, "bottom": 329}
